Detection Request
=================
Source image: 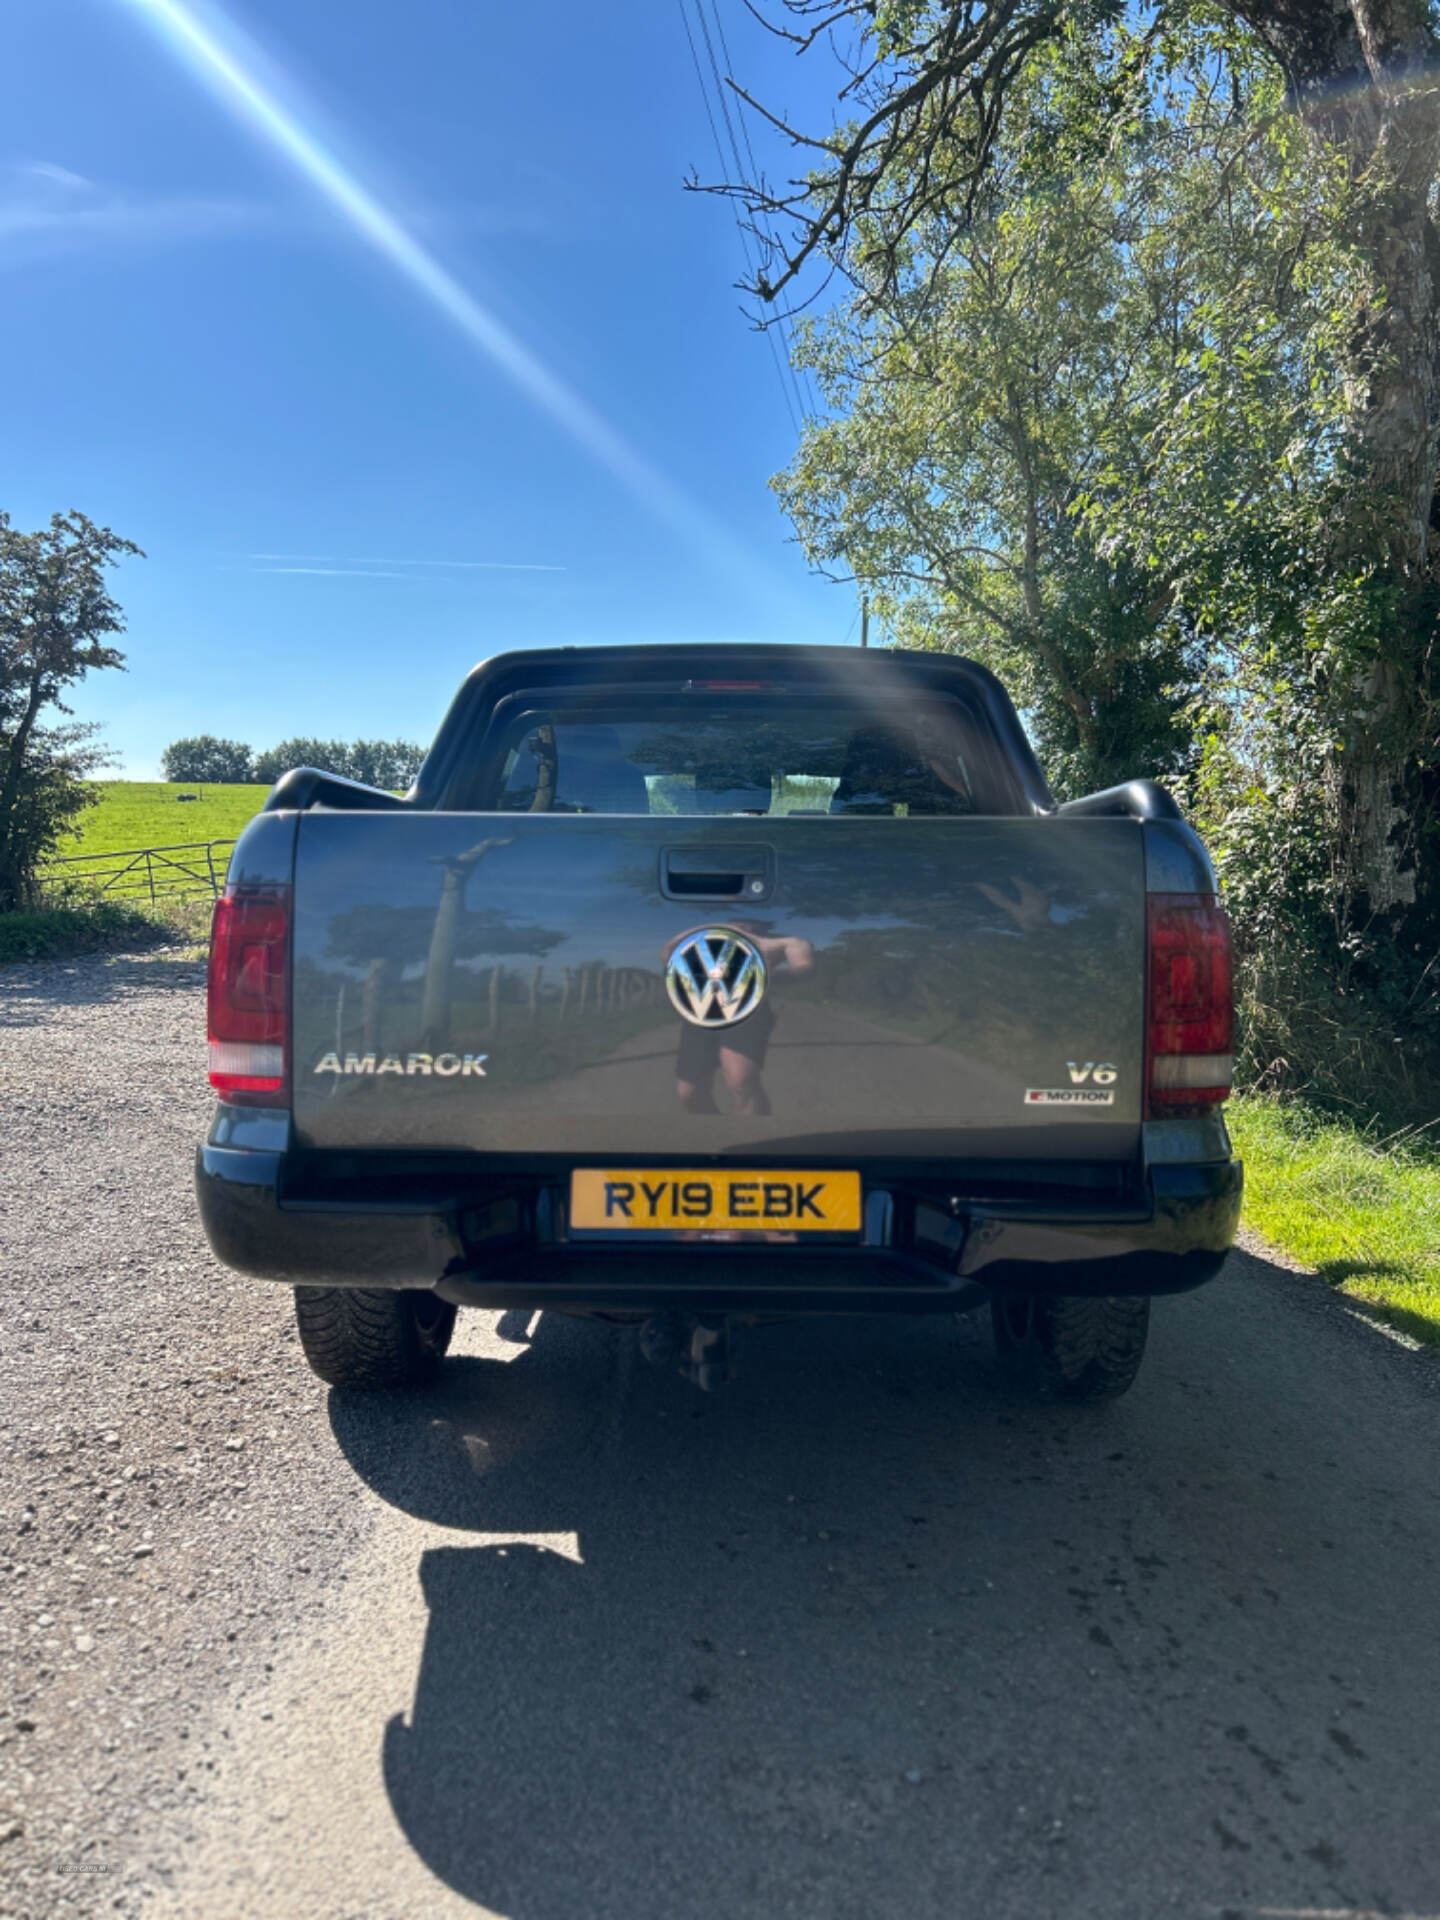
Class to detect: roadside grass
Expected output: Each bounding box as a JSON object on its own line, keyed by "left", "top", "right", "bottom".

{"left": 1229, "top": 1094, "right": 1440, "bottom": 1347}
{"left": 0, "top": 895, "right": 213, "bottom": 965}
{"left": 57, "top": 781, "right": 267, "bottom": 858}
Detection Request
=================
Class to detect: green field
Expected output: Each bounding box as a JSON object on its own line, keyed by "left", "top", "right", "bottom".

{"left": 56, "top": 782, "right": 269, "bottom": 861}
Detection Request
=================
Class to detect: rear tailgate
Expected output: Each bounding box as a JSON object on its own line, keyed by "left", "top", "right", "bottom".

{"left": 289, "top": 812, "right": 1146, "bottom": 1161}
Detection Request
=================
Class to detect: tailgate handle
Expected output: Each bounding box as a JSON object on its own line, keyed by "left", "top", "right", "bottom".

{"left": 661, "top": 846, "right": 773, "bottom": 901}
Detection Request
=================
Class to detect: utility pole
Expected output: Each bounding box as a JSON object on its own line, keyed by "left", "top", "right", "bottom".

{"left": 860, "top": 593, "right": 870, "bottom": 647}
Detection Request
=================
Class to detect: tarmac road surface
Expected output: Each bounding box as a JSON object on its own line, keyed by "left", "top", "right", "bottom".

{"left": 3, "top": 952, "right": 1439, "bottom": 1920}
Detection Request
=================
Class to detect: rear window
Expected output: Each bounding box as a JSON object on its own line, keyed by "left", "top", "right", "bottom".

{"left": 484, "top": 698, "right": 991, "bottom": 816}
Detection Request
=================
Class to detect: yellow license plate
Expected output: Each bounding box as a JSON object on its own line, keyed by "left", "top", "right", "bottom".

{"left": 570, "top": 1169, "right": 862, "bottom": 1234}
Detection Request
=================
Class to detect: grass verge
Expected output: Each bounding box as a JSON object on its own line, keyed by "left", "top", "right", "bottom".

{"left": 0, "top": 895, "right": 213, "bottom": 965}
{"left": 1228, "top": 1094, "right": 1440, "bottom": 1347}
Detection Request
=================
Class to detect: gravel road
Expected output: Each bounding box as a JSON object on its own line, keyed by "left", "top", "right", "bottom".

{"left": 3, "top": 951, "right": 1440, "bottom": 1920}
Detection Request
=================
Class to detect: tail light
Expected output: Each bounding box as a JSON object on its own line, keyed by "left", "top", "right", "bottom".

{"left": 208, "top": 885, "right": 290, "bottom": 1103}
{"left": 1146, "top": 892, "right": 1233, "bottom": 1113}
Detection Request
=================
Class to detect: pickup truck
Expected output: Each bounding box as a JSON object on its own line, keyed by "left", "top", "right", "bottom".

{"left": 196, "top": 644, "right": 1242, "bottom": 1400}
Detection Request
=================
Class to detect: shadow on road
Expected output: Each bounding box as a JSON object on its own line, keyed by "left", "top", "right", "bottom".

{"left": 328, "top": 1262, "right": 1440, "bottom": 1920}
{"left": 0, "top": 947, "right": 204, "bottom": 1022}
{"left": 1308, "top": 1258, "right": 1440, "bottom": 1348}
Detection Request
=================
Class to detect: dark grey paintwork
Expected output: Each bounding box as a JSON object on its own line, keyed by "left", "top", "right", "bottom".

{"left": 197, "top": 647, "right": 1241, "bottom": 1307}
{"left": 226, "top": 806, "right": 297, "bottom": 891}
{"left": 287, "top": 810, "right": 1149, "bottom": 1161}
{"left": 1142, "top": 817, "right": 1218, "bottom": 894}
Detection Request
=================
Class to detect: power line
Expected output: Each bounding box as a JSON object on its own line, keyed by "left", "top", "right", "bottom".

{"left": 677, "top": 0, "right": 808, "bottom": 437}
{"left": 681, "top": 0, "right": 801, "bottom": 435}
{"left": 702, "top": 0, "right": 821, "bottom": 422}
{"left": 697, "top": 0, "right": 814, "bottom": 424}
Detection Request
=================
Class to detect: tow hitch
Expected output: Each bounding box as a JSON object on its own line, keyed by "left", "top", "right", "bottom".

{"left": 639, "top": 1313, "right": 738, "bottom": 1392}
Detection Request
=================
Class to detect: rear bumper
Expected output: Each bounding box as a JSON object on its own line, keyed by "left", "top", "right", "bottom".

{"left": 195, "top": 1143, "right": 1242, "bottom": 1311}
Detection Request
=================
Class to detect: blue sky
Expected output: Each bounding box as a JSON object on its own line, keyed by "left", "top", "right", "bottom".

{"left": 2, "top": 0, "right": 856, "bottom": 776}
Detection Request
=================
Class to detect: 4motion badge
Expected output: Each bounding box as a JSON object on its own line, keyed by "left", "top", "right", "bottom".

{"left": 1025, "top": 1061, "right": 1117, "bottom": 1108}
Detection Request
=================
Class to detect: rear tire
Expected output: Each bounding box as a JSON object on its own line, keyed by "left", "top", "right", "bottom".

{"left": 293, "top": 1286, "right": 457, "bottom": 1389}
{"left": 990, "top": 1291, "right": 1149, "bottom": 1402}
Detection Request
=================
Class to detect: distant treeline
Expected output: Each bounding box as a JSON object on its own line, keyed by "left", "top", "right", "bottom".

{"left": 160, "top": 735, "right": 426, "bottom": 790}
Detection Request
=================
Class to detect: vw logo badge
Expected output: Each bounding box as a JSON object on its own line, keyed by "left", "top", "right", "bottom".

{"left": 666, "top": 928, "right": 767, "bottom": 1028}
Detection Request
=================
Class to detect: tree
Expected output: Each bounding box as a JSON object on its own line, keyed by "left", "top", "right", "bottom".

{"left": 251, "top": 737, "right": 425, "bottom": 789}
{"left": 777, "top": 31, "right": 1333, "bottom": 780}
{"left": 161, "top": 735, "right": 254, "bottom": 784}
{"left": 708, "top": 0, "right": 1440, "bottom": 980}
{"left": 0, "top": 512, "right": 139, "bottom": 909}
{"left": 345, "top": 739, "right": 426, "bottom": 790}
{"left": 4, "top": 722, "right": 112, "bottom": 899}
{"left": 251, "top": 738, "right": 352, "bottom": 787}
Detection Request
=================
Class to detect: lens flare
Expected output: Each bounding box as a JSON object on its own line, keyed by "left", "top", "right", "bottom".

{"left": 117, "top": 0, "right": 766, "bottom": 585}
